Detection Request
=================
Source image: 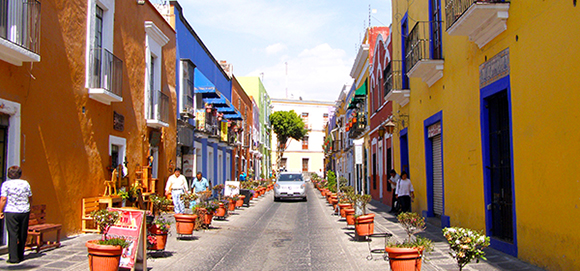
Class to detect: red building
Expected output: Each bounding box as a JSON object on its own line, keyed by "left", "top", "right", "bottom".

{"left": 368, "top": 30, "right": 395, "bottom": 206}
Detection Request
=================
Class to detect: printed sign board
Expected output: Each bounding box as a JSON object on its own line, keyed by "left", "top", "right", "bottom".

{"left": 224, "top": 181, "right": 240, "bottom": 196}
{"left": 107, "top": 208, "right": 147, "bottom": 271}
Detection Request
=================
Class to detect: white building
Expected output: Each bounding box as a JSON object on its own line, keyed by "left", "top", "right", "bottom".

{"left": 271, "top": 98, "right": 335, "bottom": 175}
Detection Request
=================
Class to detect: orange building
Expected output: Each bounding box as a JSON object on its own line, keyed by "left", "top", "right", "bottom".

{"left": 0, "top": 0, "right": 176, "bottom": 241}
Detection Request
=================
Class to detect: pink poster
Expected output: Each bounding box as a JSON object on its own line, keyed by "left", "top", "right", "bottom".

{"left": 107, "top": 208, "right": 144, "bottom": 269}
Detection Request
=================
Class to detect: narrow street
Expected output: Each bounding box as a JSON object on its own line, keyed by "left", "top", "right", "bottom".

{"left": 147, "top": 183, "right": 377, "bottom": 271}
{"left": 0, "top": 183, "right": 542, "bottom": 270}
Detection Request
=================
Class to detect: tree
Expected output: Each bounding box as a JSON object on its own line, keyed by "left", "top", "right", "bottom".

{"left": 270, "top": 110, "right": 308, "bottom": 170}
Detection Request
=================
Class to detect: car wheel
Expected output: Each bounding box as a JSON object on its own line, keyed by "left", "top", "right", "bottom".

{"left": 274, "top": 197, "right": 279, "bottom": 202}
{"left": 303, "top": 197, "right": 307, "bottom": 202}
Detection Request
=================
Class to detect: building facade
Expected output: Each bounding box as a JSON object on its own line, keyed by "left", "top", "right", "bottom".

{"left": 231, "top": 76, "right": 253, "bottom": 180}
{"left": 271, "top": 98, "right": 334, "bottom": 175}
{"left": 167, "top": 1, "right": 239, "bottom": 187}
{"left": 0, "top": 0, "right": 176, "bottom": 239}
{"left": 237, "top": 77, "right": 272, "bottom": 179}
{"left": 389, "top": 0, "right": 580, "bottom": 269}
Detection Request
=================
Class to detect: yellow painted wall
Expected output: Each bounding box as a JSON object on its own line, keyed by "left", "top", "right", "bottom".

{"left": 0, "top": 0, "right": 176, "bottom": 236}
{"left": 390, "top": 0, "right": 580, "bottom": 269}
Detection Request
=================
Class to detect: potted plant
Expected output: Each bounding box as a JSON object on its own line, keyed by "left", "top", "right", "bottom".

{"left": 353, "top": 194, "right": 375, "bottom": 238}
{"left": 442, "top": 227, "right": 490, "bottom": 271}
{"left": 338, "top": 187, "right": 354, "bottom": 218}
{"left": 174, "top": 192, "right": 198, "bottom": 235}
{"left": 213, "top": 184, "right": 224, "bottom": 200}
{"left": 385, "top": 212, "right": 434, "bottom": 271}
{"left": 236, "top": 194, "right": 245, "bottom": 208}
{"left": 227, "top": 195, "right": 237, "bottom": 211}
{"left": 148, "top": 216, "right": 170, "bottom": 250}
{"left": 117, "top": 190, "right": 129, "bottom": 207}
{"left": 202, "top": 200, "right": 219, "bottom": 225}
{"left": 86, "top": 209, "right": 129, "bottom": 271}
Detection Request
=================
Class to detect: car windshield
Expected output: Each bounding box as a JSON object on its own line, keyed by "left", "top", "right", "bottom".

{"left": 278, "top": 174, "right": 303, "bottom": 182}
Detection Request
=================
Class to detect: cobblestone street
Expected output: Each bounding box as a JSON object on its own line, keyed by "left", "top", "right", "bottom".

{"left": 0, "top": 184, "right": 543, "bottom": 271}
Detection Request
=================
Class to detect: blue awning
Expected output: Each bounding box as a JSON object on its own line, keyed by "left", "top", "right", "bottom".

{"left": 217, "top": 106, "right": 235, "bottom": 113}
{"left": 194, "top": 69, "right": 220, "bottom": 98}
{"left": 203, "top": 97, "right": 229, "bottom": 107}
{"left": 223, "top": 111, "right": 243, "bottom": 120}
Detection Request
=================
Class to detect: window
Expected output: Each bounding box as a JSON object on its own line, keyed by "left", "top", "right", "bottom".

{"left": 145, "top": 21, "right": 169, "bottom": 127}
{"left": 301, "top": 112, "right": 309, "bottom": 129}
{"left": 430, "top": 0, "right": 443, "bottom": 59}
{"left": 302, "top": 158, "right": 309, "bottom": 172}
{"left": 302, "top": 136, "right": 309, "bottom": 150}
{"left": 280, "top": 158, "right": 287, "bottom": 169}
{"left": 383, "top": 63, "right": 392, "bottom": 97}
{"left": 180, "top": 60, "right": 195, "bottom": 114}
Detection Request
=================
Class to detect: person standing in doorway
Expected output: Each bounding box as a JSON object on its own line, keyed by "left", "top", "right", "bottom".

{"left": 0, "top": 166, "right": 33, "bottom": 264}
{"left": 192, "top": 172, "right": 210, "bottom": 193}
{"left": 388, "top": 169, "right": 401, "bottom": 213}
{"left": 395, "top": 171, "right": 414, "bottom": 213}
{"left": 165, "top": 168, "right": 188, "bottom": 214}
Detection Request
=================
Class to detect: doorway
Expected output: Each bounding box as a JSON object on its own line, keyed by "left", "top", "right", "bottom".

{"left": 481, "top": 76, "right": 517, "bottom": 256}
{"left": 400, "top": 129, "right": 410, "bottom": 176}
{"left": 0, "top": 114, "right": 9, "bottom": 246}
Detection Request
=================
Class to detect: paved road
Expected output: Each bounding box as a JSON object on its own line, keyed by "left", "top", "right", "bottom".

{"left": 151, "top": 184, "right": 382, "bottom": 271}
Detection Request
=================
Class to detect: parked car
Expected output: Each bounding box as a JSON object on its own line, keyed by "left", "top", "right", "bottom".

{"left": 274, "top": 172, "right": 307, "bottom": 202}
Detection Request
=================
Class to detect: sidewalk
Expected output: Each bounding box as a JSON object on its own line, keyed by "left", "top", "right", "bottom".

{"left": 366, "top": 199, "right": 544, "bottom": 271}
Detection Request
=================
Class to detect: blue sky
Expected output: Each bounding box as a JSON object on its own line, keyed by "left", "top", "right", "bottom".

{"left": 177, "top": 0, "right": 393, "bottom": 101}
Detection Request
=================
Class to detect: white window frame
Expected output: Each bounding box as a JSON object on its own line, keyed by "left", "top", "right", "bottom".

{"left": 179, "top": 60, "right": 195, "bottom": 116}
{"left": 144, "top": 21, "right": 169, "bottom": 121}
{"left": 85, "top": 0, "right": 115, "bottom": 88}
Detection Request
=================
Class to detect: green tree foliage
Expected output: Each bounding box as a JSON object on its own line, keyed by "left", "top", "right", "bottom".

{"left": 270, "top": 110, "right": 308, "bottom": 169}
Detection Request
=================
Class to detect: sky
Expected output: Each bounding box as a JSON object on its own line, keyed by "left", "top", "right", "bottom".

{"left": 176, "top": 0, "right": 393, "bottom": 102}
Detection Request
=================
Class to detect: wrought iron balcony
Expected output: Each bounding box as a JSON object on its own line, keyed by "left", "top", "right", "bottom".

{"left": 384, "top": 60, "right": 410, "bottom": 107}
{"left": 0, "top": 0, "right": 40, "bottom": 65}
{"left": 348, "top": 112, "right": 366, "bottom": 139}
{"left": 405, "top": 21, "right": 445, "bottom": 87}
{"left": 88, "top": 47, "right": 123, "bottom": 104}
{"left": 147, "top": 90, "right": 170, "bottom": 128}
{"left": 445, "top": 0, "right": 509, "bottom": 48}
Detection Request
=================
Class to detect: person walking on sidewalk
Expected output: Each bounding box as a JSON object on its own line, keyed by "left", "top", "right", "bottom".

{"left": 165, "top": 168, "right": 188, "bottom": 214}
{"left": 0, "top": 166, "right": 33, "bottom": 264}
{"left": 388, "top": 169, "right": 401, "bottom": 213}
{"left": 395, "top": 171, "right": 414, "bottom": 213}
{"left": 192, "top": 172, "right": 210, "bottom": 193}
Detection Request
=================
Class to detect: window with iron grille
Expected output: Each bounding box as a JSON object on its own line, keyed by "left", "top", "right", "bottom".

{"left": 302, "top": 136, "right": 309, "bottom": 150}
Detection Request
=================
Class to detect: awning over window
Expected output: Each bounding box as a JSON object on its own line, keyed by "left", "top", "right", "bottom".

{"left": 194, "top": 69, "right": 220, "bottom": 98}
{"left": 203, "top": 97, "right": 229, "bottom": 107}
{"left": 217, "top": 106, "right": 236, "bottom": 113}
{"left": 354, "top": 80, "right": 367, "bottom": 97}
{"left": 223, "top": 111, "right": 243, "bottom": 120}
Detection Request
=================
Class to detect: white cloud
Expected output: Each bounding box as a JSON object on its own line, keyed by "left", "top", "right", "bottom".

{"left": 181, "top": 0, "right": 335, "bottom": 46}
{"left": 246, "top": 43, "right": 353, "bottom": 102}
{"left": 265, "top": 43, "right": 287, "bottom": 55}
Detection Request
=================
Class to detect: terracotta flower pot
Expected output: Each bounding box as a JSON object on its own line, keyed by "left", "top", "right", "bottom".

{"left": 86, "top": 240, "right": 123, "bottom": 271}
{"left": 331, "top": 198, "right": 339, "bottom": 209}
{"left": 237, "top": 195, "right": 246, "bottom": 207}
{"left": 204, "top": 212, "right": 214, "bottom": 225}
{"left": 354, "top": 213, "right": 375, "bottom": 236}
{"left": 344, "top": 208, "right": 356, "bottom": 225}
{"left": 228, "top": 200, "right": 236, "bottom": 211}
{"left": 148, "top": 233, "right": 168, "bottom": 250}
{"left": 215, "top": 203, "right": 227, "bottom": 217}
{"left": 174, "top": 214, "right": 197, "bottom": 235}
{"left": 338, "top": 203, "right": 352, "bottom": 217}
{"left": 384, "top": 247, "right": 423, "bottom": 271}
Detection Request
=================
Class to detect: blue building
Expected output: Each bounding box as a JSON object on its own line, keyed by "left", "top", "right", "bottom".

{"left": 169, "top": 1, "right": 242, "bottom": 187}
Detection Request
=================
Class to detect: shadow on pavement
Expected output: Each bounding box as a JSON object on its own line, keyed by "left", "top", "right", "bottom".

{"left": 147, "top": 250, "right": 174, "bottom": 258}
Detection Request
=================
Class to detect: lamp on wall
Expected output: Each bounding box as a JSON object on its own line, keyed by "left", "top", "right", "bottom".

{"left": 378, "top": 126, "right": 386, "bottom": 139}
{"left": 137, "top": 0, "right": 145, "bottom": 5}
{"left": 384, "top": 120, "right": 396, "bottom": 135}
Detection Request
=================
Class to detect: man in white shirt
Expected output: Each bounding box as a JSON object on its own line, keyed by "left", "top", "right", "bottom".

{"left": 388, "top": 170, "right": 401, "bottom": 213}
{"left": 165, "top": 168, "right": 188, "bottom": 214}
{"left": 395, "top": 171, "right": 414, "bottom": 213}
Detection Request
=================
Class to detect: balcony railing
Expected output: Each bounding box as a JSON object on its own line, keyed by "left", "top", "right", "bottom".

{"left": 0, "top": 0, "right": 40, "bottom": 65}
{"left": 405, "top": 21, "right": 445, "bottom": 87}
{"left": 88, "top": 47, "right": 123, "bottom": 103}
{"left": 446, "top": 0, "right": 507, "bottom": 30}
{"left": 147, "top": 90, "right": 170, "bottom": 128}
{"left": 445, "top": 0, "right": 510, "bottom": 48}
{"left": 384, "top": 60, "right": 411, "bottom": 106}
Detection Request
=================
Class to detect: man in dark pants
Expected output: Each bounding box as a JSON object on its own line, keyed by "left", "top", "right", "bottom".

{"left": 388, "top": 170, "right": 400, "bottom": 213}
{"left": 0, "top": 166, "right": 33, "bottom": 264}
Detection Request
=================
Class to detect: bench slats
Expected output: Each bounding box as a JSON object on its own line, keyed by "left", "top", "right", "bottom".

{"left": 27, "top": 205, "right": 62, "bottom": 253}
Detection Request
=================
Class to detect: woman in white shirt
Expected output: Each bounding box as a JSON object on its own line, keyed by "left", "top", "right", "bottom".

{"left": 0, "top": 166, "right": 33, "bottom": 264}
{"left": 395, "top": 171, "right": 414, "bottom": 213}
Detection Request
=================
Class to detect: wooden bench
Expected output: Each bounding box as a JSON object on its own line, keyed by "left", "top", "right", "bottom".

{"left": 81, "top": 197, "right": 102, "bottom": 233}
{"left": 26, "top": 205, "right": 62, "bottom": 253}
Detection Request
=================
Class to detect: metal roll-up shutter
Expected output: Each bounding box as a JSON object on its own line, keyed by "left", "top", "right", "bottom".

{"left": 432, "top": 134, "right": 443, "bottom": 216}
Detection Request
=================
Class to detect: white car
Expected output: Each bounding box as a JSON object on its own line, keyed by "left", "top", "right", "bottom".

{"left": 274, "top": 172, "right": 307, "bottom": 202}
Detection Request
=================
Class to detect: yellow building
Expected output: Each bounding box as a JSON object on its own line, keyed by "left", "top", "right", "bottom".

{"left": 388, "top": 0, "right": 580, "bottom": 269}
